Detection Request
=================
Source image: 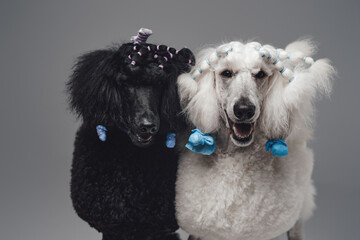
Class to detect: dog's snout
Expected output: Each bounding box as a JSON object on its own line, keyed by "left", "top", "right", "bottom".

{"left": 233, "top": 102, "right": 255, "bottom": 122}
{"left": 139, "top": 119, "right": 159, "bottom": 134}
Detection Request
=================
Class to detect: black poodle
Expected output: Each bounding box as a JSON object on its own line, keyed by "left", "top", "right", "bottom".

{"left": 67, "top": 29, "right": 195, "bottom": 240}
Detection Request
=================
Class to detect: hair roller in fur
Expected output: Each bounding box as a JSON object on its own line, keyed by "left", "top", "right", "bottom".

{"left": 185, "top": 129, "right": 215, "bottom": 155}
{"left": 130, "top": 28, "right": 152, "bottom": 43}
{"left": 303, "top": 56, "right": 315, "bottom": 65}
{"left": 277, "top": 49, "right": 289, "bottom": 60}
{"left": 96, "top": 125, "right": 107, "bottom": 142}
{"left": 166, "top": 133, "right": 176, "bottom": 148}
{"left": 266, "top": 139, "right": 288, "bottom": 157}
{"left": 188, "top": 44, "right": 233, "bottom": 81}
{"left": 255, "top": 44, "right": 318, "bottom": 82}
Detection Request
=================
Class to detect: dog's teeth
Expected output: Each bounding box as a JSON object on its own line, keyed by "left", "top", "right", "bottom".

{"left": 137, "top": 135, "right": 152, "bottom": 142}
{"left": 233, "top": 123, "right": 253, "bottom": 138}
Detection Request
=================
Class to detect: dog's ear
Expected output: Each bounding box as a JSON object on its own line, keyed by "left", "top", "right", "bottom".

{"left": 260, "top": 40, "right": 335, "bottom": 140}
{"left": 161, "top": 75, "right": 185, "bottom": 132}
{"left": 160, "top": 48, "right": 195, "bottom": 132}
{"left": 67, "top": 48, "right": 124, "bottom": 124}
{"left": 259, "top": 72, "right": 291, "bottom": 139}
{"left": 177, "top": 48, "right": 221, "bottom": 134}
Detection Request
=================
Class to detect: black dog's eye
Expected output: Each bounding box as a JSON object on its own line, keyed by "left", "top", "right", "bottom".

{"left": 255, "top": 70, "right": 266, "bottom": 79}
{"left": 220, "top": 70, "right": 233, "bottom": 78}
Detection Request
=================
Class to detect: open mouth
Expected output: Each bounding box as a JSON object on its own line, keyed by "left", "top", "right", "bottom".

{"left": 127, "top": 131, "right": 155, "bottom": 147}
{"left": 225, "top": 112, "right": 255, "bottom": 146}
{"left": 231, "top": 122, "right": 254, "bottom": 142}
{"left": 136, "top": 134, "right": 153, "bottom": 144}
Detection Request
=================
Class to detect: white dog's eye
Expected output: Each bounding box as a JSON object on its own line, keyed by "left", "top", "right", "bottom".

{"left": 220, "top": 70, "right": 233, "bottom": 78}
{"left": 254, "top": 70, "right": 266, "bottom": 79}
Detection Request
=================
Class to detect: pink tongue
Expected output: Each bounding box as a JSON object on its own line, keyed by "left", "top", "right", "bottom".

{"left": 234, "top": 123, "right": 252, "bottom": 136}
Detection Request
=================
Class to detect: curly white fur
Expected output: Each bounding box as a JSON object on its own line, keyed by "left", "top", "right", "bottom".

{"left": 176, "top": 39, "right": 335, "bottom": 240}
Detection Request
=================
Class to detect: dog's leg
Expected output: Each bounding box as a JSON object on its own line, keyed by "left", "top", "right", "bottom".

{"left": 287, "top": 220, "right": 303, "bottom": 240}
{"left": 102, "top": 230, "right": 181, "bottom": 240}
{"left": 270, "top": 237, "right": 280, "bottom": 240}
{"left": 188, "top": 235, "right": 201, "bottom": 240}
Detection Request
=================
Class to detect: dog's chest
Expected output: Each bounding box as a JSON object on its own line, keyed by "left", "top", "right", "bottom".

{"left": 176, "top": 152, "right": 303, "bottom": 240}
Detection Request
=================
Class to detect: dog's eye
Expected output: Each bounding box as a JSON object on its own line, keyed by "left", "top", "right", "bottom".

{"left": 220, "top": 70, "right": 233, "bottom": 78}
{"left": 255, "top": 70, "right": 266, "bottom": 79}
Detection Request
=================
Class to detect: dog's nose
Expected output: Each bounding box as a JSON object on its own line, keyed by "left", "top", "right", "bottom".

{"left": 233, "top": 102, "right": 256, "bottom": 121}
{"left": 139, "top": 119, "right": 158, "bottom": 134}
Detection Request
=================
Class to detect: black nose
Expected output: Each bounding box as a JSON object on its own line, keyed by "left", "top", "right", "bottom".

{"left": 233, "top": 102, "right": 256, "bottom": 121}
{"left": 139, "top": 119, "right": 158, "bottom": 134}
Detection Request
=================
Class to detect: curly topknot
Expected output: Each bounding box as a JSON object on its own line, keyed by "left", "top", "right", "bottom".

{"left": 116, "top": 42, "right": 195, "bottom": 82}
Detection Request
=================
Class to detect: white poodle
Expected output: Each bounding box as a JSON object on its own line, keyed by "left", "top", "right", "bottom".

{"left": 175, "top": 39, "right": 335, "bottom": 240}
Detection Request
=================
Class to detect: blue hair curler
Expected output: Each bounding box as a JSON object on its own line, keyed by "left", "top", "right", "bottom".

{"left": 265, "top": 139, "right": 288, "bottom": 157}
{"left": 96, "top": 125, "right": 107, "bottom": 142}
{"left": 166, "top": 133, "right": 176, "bottom": 148}
{"left": 185, "top": 129, "right": 215, "bottom": 155}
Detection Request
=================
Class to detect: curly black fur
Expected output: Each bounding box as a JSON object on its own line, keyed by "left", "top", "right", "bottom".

{"left": 67, "top": 41, "right": 195, "bottom": 239}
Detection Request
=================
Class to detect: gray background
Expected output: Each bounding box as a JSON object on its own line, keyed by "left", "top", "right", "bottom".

{"left": 0, "top": 0, "right": 359, "bottom": 239}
